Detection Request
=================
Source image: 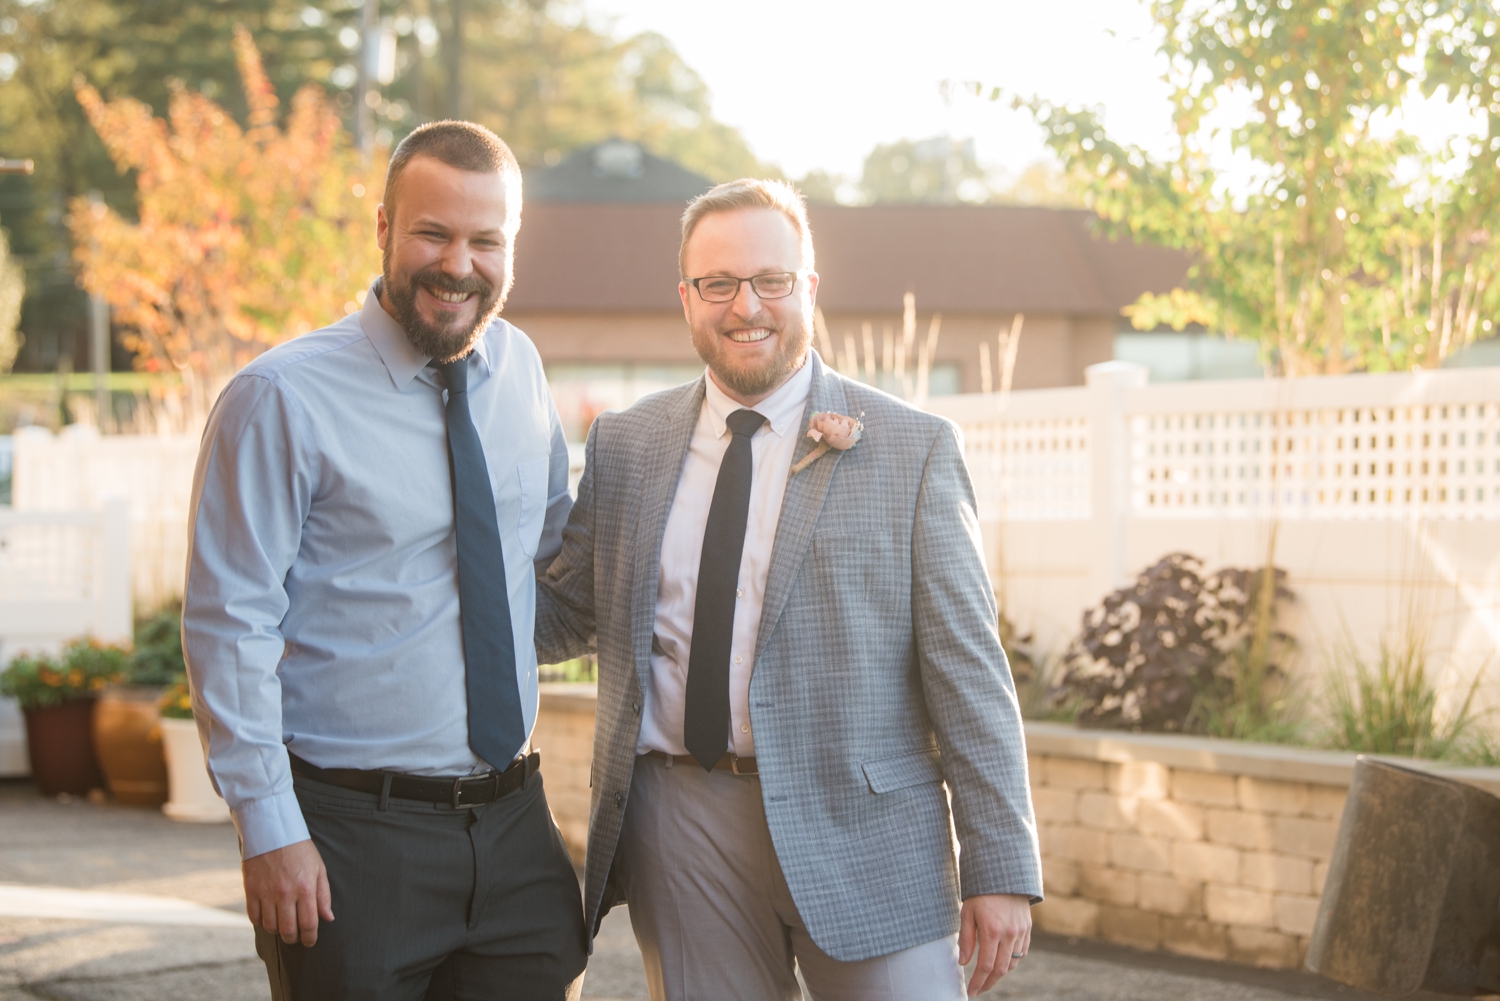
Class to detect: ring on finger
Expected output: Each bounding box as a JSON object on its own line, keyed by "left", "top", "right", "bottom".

{"left": 1011, "top": 953, "right": 1025, "bottom": 959}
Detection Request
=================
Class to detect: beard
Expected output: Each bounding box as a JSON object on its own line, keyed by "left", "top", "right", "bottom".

{"left": 381, "top": 247, "right": 509, "bottom": 363}
{"left": 690, "top": 307, "right": 812, "bottom": 399}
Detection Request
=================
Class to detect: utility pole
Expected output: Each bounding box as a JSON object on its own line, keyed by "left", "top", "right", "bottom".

{"left": 445, "top": 0, "right": 465, "bottom": 119}
{"left": 354, "top": 0, "right": 397, "bottom": 158}
{"left": 88, "top": 191, "right": 110, "bottom": 431}
{"left": 354, "top": 0, "right": 377, "bottom": 156}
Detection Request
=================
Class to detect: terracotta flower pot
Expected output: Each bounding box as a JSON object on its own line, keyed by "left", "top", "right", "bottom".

{"left": 160, "top": 717, "right": 229, "bottom": 823}
{"left": 23, "top": 699, "right": 105, "bottom": 796}
{"left": 93, "top": 687, "right": 169, "bottom": 806}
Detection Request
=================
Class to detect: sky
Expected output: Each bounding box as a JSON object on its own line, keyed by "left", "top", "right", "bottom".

{"left": 587, "top": 0, "right": 1486, "bottom": 184}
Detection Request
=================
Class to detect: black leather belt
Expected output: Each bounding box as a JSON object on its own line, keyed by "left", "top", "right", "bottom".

{"left": 289, "top": 751, "right": 540, "bottom": 808}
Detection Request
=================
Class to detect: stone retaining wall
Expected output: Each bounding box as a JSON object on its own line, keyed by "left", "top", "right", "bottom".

{"left": 1028, "top": 735, "right": 1340, "bottom": 967}
{"left": 534, "top": 683, "right": 598, "bottom": 864}
{"left": 538, "top": 685, "right": 1500, "bottom": 969}
{"left": 1023, "top": 724, "right": 1499, "bottom": 969}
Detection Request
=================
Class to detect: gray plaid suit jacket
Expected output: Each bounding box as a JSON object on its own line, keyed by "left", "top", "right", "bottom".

{"left": 536, "top": 352, "right": 1043, "bottom": 962}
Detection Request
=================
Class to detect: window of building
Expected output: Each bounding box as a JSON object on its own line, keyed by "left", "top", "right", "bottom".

{"left": 546, "top": 360, "right": 963, "bottom": 443}
{"left": 1114, "top": 330, "right": 1263, "bottom": 382}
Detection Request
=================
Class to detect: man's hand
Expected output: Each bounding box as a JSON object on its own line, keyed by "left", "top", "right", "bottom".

{"left": 242, "top": 839, "right": 334, "bottom": 947}
{"left": 958, "top": 892, "right": 1031, "bottom": 996}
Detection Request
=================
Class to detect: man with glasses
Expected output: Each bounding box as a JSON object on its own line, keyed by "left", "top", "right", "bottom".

{"left": 536, "top": 178, "right": 1042, "bottom": 999}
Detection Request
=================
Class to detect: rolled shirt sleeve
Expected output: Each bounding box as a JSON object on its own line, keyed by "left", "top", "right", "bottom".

{"left": 182, "top": 373, "right": 315, "bottom": 859}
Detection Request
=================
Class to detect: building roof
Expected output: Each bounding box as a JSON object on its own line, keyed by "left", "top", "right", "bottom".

{"left": 508, "top": 201, "right": 1190, "bottom": 316}
{"left": 523, "top": 139, "right": 715, "bottom": 204}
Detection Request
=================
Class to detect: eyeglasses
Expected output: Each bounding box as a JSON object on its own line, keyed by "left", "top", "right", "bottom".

{"left": 685, "top": 272, "right": 798, "bottom": 303}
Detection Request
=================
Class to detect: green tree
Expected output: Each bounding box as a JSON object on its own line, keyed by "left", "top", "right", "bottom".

{"left": 0, "top": 0, "right": 355, "bottom": 372}
{"left": 0, "top": 0, "right": 767, "bottom": 373}
{"left": 993, "top": 159, "right": 1079, "bottom": 207}
{"left": 798, "top": 151, "right": 1078, "bottom": 208}
{"left": 388, "top": 1, "right": 767, "bottom": 179}
{"left": 70, "top": 29, "right": 382, "bottom": 397}
{"left": 988, "top": 0, "right": 1498, "bottom": 374}
{"left": 796, "top": 168, "right": 844, "bottom": 204}
{"left": 859, "top": 136, "right": 993, "bottom": 204}
{"left": 0, "top": 224, "right": 21, "bottom": 373}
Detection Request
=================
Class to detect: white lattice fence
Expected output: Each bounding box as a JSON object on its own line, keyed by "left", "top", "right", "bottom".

{"left": 956, "top": 388, "right": 1092, "bottom": 522}
{"left": 11, "top": 426, "right": 199, "bottom": 610}
{"left": 0, "top": 501, "right": 132, "bottom": 775}
{"left": 1127, "top": 377, "right": 1500, "bottom": 521}
{"left": 928, "top": 364, "right": 1500, "bottom": 687}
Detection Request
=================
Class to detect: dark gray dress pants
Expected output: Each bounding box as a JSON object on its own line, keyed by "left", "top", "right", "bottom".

{"left": 256, "top": 768, "right": 587, "bottom": 1001}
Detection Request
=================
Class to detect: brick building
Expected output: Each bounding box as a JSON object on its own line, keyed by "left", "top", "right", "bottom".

{"left": 510, "top": 141, "right": 1192, "bottom": 440}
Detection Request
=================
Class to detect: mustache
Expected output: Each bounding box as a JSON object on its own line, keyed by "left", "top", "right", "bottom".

{"left": 716, "top": 314, "right": 780, "bottom": 335}
{"left": 408, "top": 266, "right": 493, "bottom": 298}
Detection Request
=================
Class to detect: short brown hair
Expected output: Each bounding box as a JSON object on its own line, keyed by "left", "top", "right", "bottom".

{"left": 679, "top": 178, "right": 814, "bottom": 277}
{"left": 383, "top": 120, "right": 522, "bottom": 219}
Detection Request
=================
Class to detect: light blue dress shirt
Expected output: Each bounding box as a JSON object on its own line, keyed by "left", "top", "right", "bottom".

{"left": 183, "top": 288, "right": 572, "bottom": 859}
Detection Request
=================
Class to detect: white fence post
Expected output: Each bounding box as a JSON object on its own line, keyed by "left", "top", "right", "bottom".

{"left": 1085, "top": 361, "right": 1148, "bottom": 602}
{"left": 98, "top": 495, "right": 133, "bottom": 643}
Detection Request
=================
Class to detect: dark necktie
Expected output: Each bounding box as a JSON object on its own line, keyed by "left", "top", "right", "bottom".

{"left": 434, "top": 357, "right": 525, "bottom": 769}
{"left": 684, "top": 408, "right": 767, "bottom": 770}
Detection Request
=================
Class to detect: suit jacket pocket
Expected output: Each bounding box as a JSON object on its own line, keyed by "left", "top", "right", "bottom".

{"left": 861, "top": 746, "right": 943, "bottom": 794}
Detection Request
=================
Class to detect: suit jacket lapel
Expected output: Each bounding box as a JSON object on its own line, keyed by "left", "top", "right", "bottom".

{"left": 630, "top": 378, "right": 705, "bottom": 694}
{"left": 753, "top": 353, "right": 849, "bottom": 663}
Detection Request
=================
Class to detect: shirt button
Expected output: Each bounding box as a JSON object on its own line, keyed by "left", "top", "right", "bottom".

{"left": 734, "top": 655, "right": 743, "bottom": 664}
{"left": 736, "top": 589, "right": 743, "bottom": 597}
{"left": 740, "top": 724, "right": 750, "bottom": 733}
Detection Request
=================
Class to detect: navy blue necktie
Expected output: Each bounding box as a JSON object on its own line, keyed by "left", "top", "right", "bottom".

{"left": 684, "top": 408, "right": 766, "bottom": 770}
{"left": 435, "top": 357, "right": 525, "bottom": 769}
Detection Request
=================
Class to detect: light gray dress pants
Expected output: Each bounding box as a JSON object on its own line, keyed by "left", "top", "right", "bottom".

{"left": 615, "top": 753, "right": 965, "bottom": 1001}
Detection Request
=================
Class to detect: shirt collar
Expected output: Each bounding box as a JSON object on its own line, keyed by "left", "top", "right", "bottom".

{"left": 359, "top": 279, "right": 496, "bottom": 390}
{"left": 702, "top": 356, "right": 814, "bottom": 441}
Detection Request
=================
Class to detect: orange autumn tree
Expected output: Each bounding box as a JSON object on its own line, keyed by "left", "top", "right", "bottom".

{"left": 70, "top": 27, "right": 382, "bottom": 402}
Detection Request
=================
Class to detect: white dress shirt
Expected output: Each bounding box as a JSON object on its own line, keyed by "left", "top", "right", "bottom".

{"left": 183, "top": 286, "right": 572, "bottom": 859}
{"left": 638, "top": 359, "right": 813, "bottom": 759}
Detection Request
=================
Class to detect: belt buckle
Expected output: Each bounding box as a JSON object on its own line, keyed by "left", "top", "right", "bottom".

{"left": 451, "top": 775, "right": 479, "bottom": 810}
{"left": 730, "top": 754, "right": 756, "bottom": 776}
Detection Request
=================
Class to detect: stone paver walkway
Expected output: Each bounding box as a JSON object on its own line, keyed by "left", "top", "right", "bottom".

{"left": 0, "top": 780, "right": 1404, "bottom": 1001}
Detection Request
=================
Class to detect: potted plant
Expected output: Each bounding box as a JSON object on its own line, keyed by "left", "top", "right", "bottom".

{"left": 0, "top": 640, "right": 123, "bottom": 796}
{"left": 92, "top": 608, "right": 183, "bottom": 806}
{"left": 158, "top": 678, "right": 229, "bottom": 823}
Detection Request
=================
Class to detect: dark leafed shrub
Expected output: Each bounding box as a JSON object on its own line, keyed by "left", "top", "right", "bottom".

{"left": 1054, "top": 552, "right": 1293, "bottom": 733}
{"left": 127, "top": 605, "right": 185, "bottom": 687}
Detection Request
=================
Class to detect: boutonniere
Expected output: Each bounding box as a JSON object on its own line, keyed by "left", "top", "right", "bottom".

{"left": 790, "top": 411, "right": 864, "bottom": 476}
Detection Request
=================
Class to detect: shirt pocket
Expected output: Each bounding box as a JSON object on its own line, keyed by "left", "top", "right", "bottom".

{"left": 516, "top": 457, "right": 550, "bottom": 558}
{"left": 861, "top": 747, "right": 943, "bottom": 794}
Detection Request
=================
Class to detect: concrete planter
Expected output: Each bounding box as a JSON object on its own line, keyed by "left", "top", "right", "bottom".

{"left": 159, "top": 717, "right": 229, "bottom": 823}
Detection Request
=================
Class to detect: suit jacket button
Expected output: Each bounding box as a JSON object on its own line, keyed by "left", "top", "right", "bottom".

{"left": 614, "top": 792, "right": 624, "bottom": 807}
{"left": 632, "top": 700, "right": 641, "bottom": 714}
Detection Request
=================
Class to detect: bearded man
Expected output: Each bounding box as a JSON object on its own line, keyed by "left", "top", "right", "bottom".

{"left": 536, "top": 178, "right": 1043, "bottom": 1000}
{"left": 183, "top": 121, "right": 586, "bottom": 1000}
